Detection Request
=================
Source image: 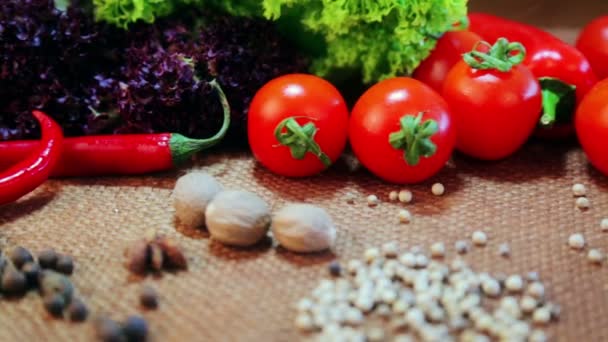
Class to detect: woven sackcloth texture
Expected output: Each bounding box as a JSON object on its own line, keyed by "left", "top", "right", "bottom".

{"left": 0, "top": 142, "right": 607, "bottom": 341}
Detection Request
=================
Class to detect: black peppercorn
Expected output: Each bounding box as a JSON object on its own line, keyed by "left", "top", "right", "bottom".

{"left": 122, "top": 316, "right": 148, "bottom": 342}
{"left": 139, "top": 286, "right": 158, "bottom": 310}
{"left": 9, "top": 246, "right": 34, "bottom": 269}
{"left": 67, "top": 298, "right": 89, "bottom": 322}
{"left": 95, "top": 317, "right": 126, "bottom": 342}
{"left": 38, "top": 249, "right": 58, "bottom": 269}
{"left": 55, "top": 255, "right": 74, "bottom": 275}
{"left": 39, "top": 270, "right": 74, "bottom": 305}
{"left": 22, "top": 261, "right": 40, "bottom": 287}
{"left": 43, "top": 293, "right": 65, "bottom": 317}
{"left": 1, "top": 267, "right": 27, "bottom": 295}
{"left": 328, "top": 261, "right": 342, "bottom": 277}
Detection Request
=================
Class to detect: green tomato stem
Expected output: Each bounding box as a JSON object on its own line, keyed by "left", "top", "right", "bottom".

{"left": 463, "top": 38, "right": 526, "bottom": 72}
{"left": 274, "top": 117, "right": 332, "bottom": 168}
{"left": 388, "top": 113, "right": 439, "bottom": 166}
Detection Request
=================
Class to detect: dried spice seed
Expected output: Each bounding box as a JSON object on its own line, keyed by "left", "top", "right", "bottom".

{"left": 122, "top": 316, "right": 149, "bottom": 342}
{"left": 22, "top": 262, "right": 40, "bottom": 287}
{"left": 1, "top": 267, "right": 27, "bottom": 295}
{"left": 150, "top": 244, "right": 164, "bottom": 272}
{"left": 527, "top": 282, "right": 545, "bottom": 300}
{"left": 575, "top": 197, "right": 590, "bottom": 210}
{"left": 398, "top": 190, "right": 413, "bottom": 203}
{"left": 397, "top": 209, "right": 412, "bottom": 224}
{"left": 67, "top": 298, "right": 89, "bottom": 322}
{"left": 455, "top": 240, "right": 470, "bottom": 254}
{"left": 430, "top": 243, "right": 446, "bottom": 258}
{"left": 498, "top": 243, "right": 511, "bottom": 257}
{"left": 156, "top": 237, "right": 187, "bottom": 270}
{"left": 328, "top": 261, "right": 342, "bottom": 277}
{"left": 95, "top": 317, "right": 125, "bottom": 342}
{"left": 271, "top": 204, "right": 336, "bottom": 253}
{"left": 44, "top": 293, "right": 66, "bottom": 317}
{"left": 55, "top": 255, "right": 74, "bottom": 275}
{"left": 173, "top": 172, "right": 223, "bottom": 228}
{"left": 601, "top": 218, "right": 608, "bottom": 232}
{"left": 8, "top": 246, "right": 34, "bottom": 269}
{"left": 295, "top": 313, "right": 315, "bottom": 332}
{"left": 382, "top": 242, "right": 399, "bottom": 258}
{"left": 125, "top": 240, "right": 150, "bottom": 275}
{"left": 366, "top": 195, "right": 379, "bottom": 207}
{"left": 39, "top": 271, "right": 74, "bottom": 305}
{"left": 532, "top": 307, "right": 551, "bottom": 325}
{"left": 520, "top": 296, "right": 538, "bottom": 314}
{"left": 431, "top": 183, "right": 445, "bottom": 196}
{"left": 38, "top": 249, "right": 58, "bottom": 269}
{"left": 472, "top": 231, "right": 488, "bottom": 246}
{"left": 587, "top": 249, "right": 604, "bottom": 264}
{"left": 505, "top": 275, "right": 524, "bottom": 293}
{"left": 568, "top": 233, "right": 585, "bottom": 250}
{"left": 572, "top": 183, "right": 586, "bottom": 197}
{"left": 389, "top": 191, "right": 399, "bottom": 201}
{"left": 140, "top": 286, "right": 159, "bottom": 310}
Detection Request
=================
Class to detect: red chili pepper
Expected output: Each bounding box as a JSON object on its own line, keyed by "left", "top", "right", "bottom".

{"left": 0, "top": 80, "right": 231, "bottom": 178}
{"left": 0, "top": 111, "right": 63, "bottom": 205}
{"left": 468, "top": 13, "right": 598, "bottom": 139}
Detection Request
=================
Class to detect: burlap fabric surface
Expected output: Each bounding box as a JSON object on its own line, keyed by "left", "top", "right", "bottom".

{"left": 0, "top": 141, "right": 607, "bottom": 341}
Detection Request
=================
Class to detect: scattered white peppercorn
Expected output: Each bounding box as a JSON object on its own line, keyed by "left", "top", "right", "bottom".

{"left": 430, "top": 243, "right": 446, "bottom": 258}
{"left": 431, "top": 183, "right": 445, "bottom": 196}
{"left": 601, "top": 218, "right": 608, "bottom": 232}
{"left": 472, "top": 231, "right": 488, "bottom": 246}
{"left": 505, "top": 275, "right": 524, "bottom": 293}
{"left": 366, "top": 195, "right": 379, "bottom": 207}
{"left": 575, "top": 197, "right": 590, "bottom": 210}
{"left": 481, "top": 278, "right": 501, "bottom": 297}
{"left": 398, "top": 209, "right": 412, "bottom": 224}
{"left": 382, "top": 242, "right": 399, "bottom": 258}
{"left": 366, "top": 327, "right": 385, "bottom": 342}
{"left": 399, "top": 253, "right": 416, "bottom": 268}
{"left": 572, "top": 183, "right": 586, "bottom": 197}
{"left": 527, "top": 282, "right": 545, "bottom": 299}
{"left": 526, "top": 272, "right": 540, "bottom": 282}
{"left": 520, "top": 296, "right": 538, "bottom": 314}
{"left": 455, "top": 240, "right": 470, "bottom": 254}
{"left": 529, "top": 329, "right": 548, "bottom": 342}
{"left": 364, "top": 248, "right": 381, "bottom": 263}
{"left": 398, "top": 190, "right": 413, "bottom": 203}
{"left": 415, "top": 254, "right": 429, "bottom": 268}
{"left": 587, "top": 249, "right": 604, "bottom": 264}
{"left": 344, "top": 192, "right": 356, "bottom": 204}
{"left": 532, "top": 307, "right": 551, "bottom": 325}
{"left": 568, "top": 233, "right": 586, "bottom": 250}
{"left": 295, "top": 314, "right": 315, "bottom": 332}
{"left": 389, "top": 191, "right": 399, "bottom": 201}
{"left": 498, "top": 243, "right": 510, "bottom": 258}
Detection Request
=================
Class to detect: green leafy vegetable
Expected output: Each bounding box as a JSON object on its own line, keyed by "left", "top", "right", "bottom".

{"left": 92, "top": 0, "right": 199, "bottom": 28}
{"left": 211, "top": 0, "right": 469, "bottom": 83}
{"left": 92, "top": 0, "right": 468, "bottom": 83}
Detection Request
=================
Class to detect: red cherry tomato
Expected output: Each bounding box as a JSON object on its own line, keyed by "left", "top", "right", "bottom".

{"left": 442, "top": 39, "right": 542, "bottom": 160}
{"left": 349, "top": 77, "right": 456, "bottom": 184}
{"left": 576, "top": 16, "right": 608, "bottom": 80}
{"left": 413, "top": 30, "right": 482, "bottom": 93}
{"left": 248, "top": 74, "right": 349, "bottom": 177}
{"left": 575, "top": 78, "right": 608, "bottom": 176}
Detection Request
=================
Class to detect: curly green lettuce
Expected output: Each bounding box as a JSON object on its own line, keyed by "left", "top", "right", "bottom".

{"left": 93, "top": 0, "right": 468, "bottom": 83}
{"left": 214, "top": 0, "right": 468, "bottom": 83}
{"left": 92, "top": 0, "right": 200, "bottom": 28}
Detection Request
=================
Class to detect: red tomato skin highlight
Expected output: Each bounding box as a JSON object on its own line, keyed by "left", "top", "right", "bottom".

{"left": 413, "top": 30, "right": 482, "bottom": 93}
{"left": 576, "top": 16, "right": 608, "bottom": 80}
{"left": 442, "top": 61, "right": 542, "bottom": 160}
{"left": 349, "top": 77, "right": 456, "bottom": 184}
{"left": 248, "top": 74, "right": 349, "bottom": 178}
{"left": 575, "top": 78, "right": 608, "bottom": 176}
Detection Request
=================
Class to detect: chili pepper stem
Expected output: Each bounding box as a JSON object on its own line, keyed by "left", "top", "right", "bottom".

{"left": 388, "top": 113, "right": 438, "bottom": 166}
{"left": 170, "top": 79, "right": 231, "bottom": 165}
{"left": 538, "top": 77, "right": 577, "bottom": 127}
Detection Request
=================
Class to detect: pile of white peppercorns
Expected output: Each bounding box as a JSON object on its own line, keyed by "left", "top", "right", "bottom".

{"left": 294, "top": 242, "right": 559, "bottom": 341}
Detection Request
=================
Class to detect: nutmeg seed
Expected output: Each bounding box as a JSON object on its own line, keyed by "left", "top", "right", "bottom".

{"left": 205, "top": 190, "right": 271, "bottom": 247}
{"left": 271, "top": 203, "right": 336, "bottom": 253}
{"left": 173, "top": 172, "right": 223, "bottom": 228}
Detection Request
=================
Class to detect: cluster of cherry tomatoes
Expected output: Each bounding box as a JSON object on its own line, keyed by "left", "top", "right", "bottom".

{"left": 247, "top": 15, "right": 608, "bottom": 184}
